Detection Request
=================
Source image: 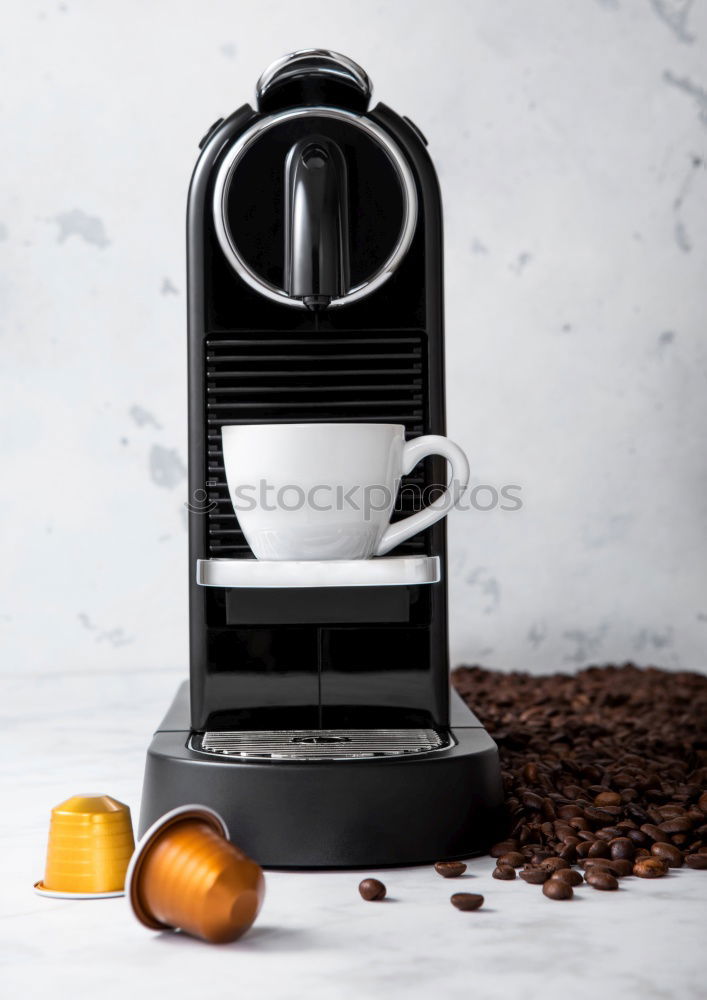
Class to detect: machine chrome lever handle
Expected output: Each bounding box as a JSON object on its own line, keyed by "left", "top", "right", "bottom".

{"left": 284, "top": 136, "right": 351, "bottom": 310}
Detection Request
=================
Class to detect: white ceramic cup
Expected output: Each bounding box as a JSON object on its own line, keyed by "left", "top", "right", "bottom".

{"left": 221, "top": 423, "right": 470, "bottom": 561}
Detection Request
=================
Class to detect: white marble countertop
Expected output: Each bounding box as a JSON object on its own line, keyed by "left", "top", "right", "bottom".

{"left": 3, "top": 669, "right": 706, "bottom": 1000}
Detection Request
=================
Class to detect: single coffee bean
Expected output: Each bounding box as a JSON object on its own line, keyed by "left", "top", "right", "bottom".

{"left": 640, "top": 823, "right": 666, "bottom": 842}
{"left": 490, "top": 841, "right": 518, "bottom": 858}
{"left": 626, "top": 804, "right": 651, "bottom": 824}
{"left": 685, "top": 854, "right": 707, "bottom": 870}
{"left": 521, "top": 761, "right": 539, "bottom": 783}
{"left": 585, "top": 870, "right": 619, "bottom": 891}
{"left": 520, "top": 867, "right": 550, "bottom": 884}
{"left": 651, "top": 842, "right": 683, "bottom": 868}
{"left": 608, "top": 859, "right": 634, "bottom": 877}
{"left": 698, "top": 792, "right": 707, "bottom": 813}
{"left": 543, "top": 879, "right": 573, "bottom": 900}
{"left": 450, "top": 892, "right": 484, "bottom": 911}
{"left": 594, "top": 791, "right": 622, "bottom": 807}
{"left": 434, "top": 861, "right": 467, "bottom": 878}
{"left": 581, "top": 858, "right": 614, "bottom": 872}
{"left": 633, "top": 857, "right": 668, "bottom": 878}
{"left": 634, "top": 848, "right": 651, "bottom": 859}
{"left": 498, "top": 851, "right": 525, "bottom": 868}
{"left": 585, "top": 806, "right": 618, "bottom": 825}
{"left": 558, "top": 805, "right": 585, "bottom": 820}
{"left": 610, "top": 837, "right": 635, "bottom": 862}
{"left": 576, "top": 842, "right": 592, "bottom": 859}
{"left": 558, "top": 844, "right": 578, "bottom": 864}
{"left": 626, "top": 828, "right": 651, "bottom": 847}
{"left": 657, "top": 804, "right": 683, "bottom": 819}
{"left": 493, "top": 864, "right": 516, "bottom": 880}
{"left": 521, "top": 790, "right": 544, "bottom": 811}
{"left": 588, "top": 840, "right": 610, "bottom": 858}
{"left": 551, "top": 868, "right": 583, "bottom": 887}
{"left": 658, "top": 817, "right": 693, "bottom": 835}
{"left": 540, "top": 857, "right": 570, "bottom": 872}
{"left": 595, "top": 827, "right": 622, "bottom": 842}
{"left": 358, "top": 878, "right": 386, "bottom": 901}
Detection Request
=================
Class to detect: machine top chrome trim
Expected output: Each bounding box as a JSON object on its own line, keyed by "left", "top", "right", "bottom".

{"left": 256, "top": 49, "right": 372, "bottom": 105}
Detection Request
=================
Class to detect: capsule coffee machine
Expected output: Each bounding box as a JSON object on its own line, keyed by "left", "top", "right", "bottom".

{"left": 139, "top": 50, "right": 503, "bottom": 866}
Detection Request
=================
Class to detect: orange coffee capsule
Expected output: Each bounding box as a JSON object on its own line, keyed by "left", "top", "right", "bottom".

{"left": 126, "top": 805, "right": 265, "bottom": 944}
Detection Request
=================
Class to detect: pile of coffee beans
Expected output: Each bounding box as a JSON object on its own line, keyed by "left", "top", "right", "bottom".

{"left": 453, "top": 663, "right": 707, "bottom": 896}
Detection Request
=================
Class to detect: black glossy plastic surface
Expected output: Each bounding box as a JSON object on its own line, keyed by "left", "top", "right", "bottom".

{"left": 139, "top": 684, "right": 506, "bottom": 868}
{"left": 187, "top": 79, "right": 448, "bottom": 733}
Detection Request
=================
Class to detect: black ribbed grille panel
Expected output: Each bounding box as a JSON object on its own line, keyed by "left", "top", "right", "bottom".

{"left": 204, "top": 330, "right": 427, "bottom": 559}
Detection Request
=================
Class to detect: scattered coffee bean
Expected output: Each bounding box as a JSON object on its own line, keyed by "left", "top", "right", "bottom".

{"left": 493, "top": 864, "right": 516, "bottom": 880}
{"left": 434, "top": 861, "right": 467, "bottom": 878}
{"left": 626, "top": 829, "right": 651, "bottom": 847}
{"left": 588, "top": 840, "right": 610, "bottom": 859}
{"left": 522, "top": 762, "right": 539, "bottom": 782}
{"left": 594, "top": 791, "right": 622, "bottom": 807}
{"left": 498, "top": 852, "right": 525, "bottom": 868}
{"left": 608, "top": 859, "right": 634, "bottom": 877}
{"left": 685, "top": 854, "right": 707, "bottom": 870}
{"left": 540, "top": 857, "right": 570, "bottom": 873}
{"left": 543, "top": 879, "right": 573, "bottom": 900}
{"left": 451, "top": 892, "right": 484, "bottom": 911}
{"left": 639, "top": 824, "right": 665, "bottom": 843}
{"left": 490, "top": 841, "right": 518, "bottom": 858}
{"left": 585, "top": 870, "right": 619, "bottom": 891}
{"left": 633, "top": 857, "right": 668, "bottom": 879}
{"left": 358, "top": 878, "right": 386, "bottom": 901}
{"left": 520, "top": 867, "right": 550, "bottom": 884}
{"left": 651, "top": 843, "right": 683, "bottom": 868}
{"left": 610, "top": 838, "right": 635, "bottom": 862}
{"left": 558, "top": 844, "right": 578, "bottom": 864}
{"left": 551, "top": 868, "right": 583, "bottom": 887}
{"left": 659, "top": 817, "right": 693, "bottom": 835}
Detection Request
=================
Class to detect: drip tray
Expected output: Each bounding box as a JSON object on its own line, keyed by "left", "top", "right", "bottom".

{"left": 189, "top": 728, "right": 453, "bottom": 762}
{"left": 196, "top": 555, "right": 440, "bottom": 589}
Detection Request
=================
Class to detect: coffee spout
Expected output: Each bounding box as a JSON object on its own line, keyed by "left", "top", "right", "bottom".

{"left": 284, "top": 136, "right": 350, "bottom": 310}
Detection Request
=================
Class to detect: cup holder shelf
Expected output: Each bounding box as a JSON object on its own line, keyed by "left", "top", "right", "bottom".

{"left": 196, "top": 555, "right": 440, "bottom": 589}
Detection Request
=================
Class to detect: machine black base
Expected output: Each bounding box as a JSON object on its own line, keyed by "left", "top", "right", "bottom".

{"left": 138, "top": 683, "right": 505, "bottom": 869}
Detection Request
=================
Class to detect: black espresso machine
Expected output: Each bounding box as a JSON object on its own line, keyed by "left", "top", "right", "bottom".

{"left": 139, "top": 50, "right": 503, "bottom": 866}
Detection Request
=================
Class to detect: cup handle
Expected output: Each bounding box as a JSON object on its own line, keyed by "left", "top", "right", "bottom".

{"left": 376, "top": 435, "right": 470, "bottom": 557}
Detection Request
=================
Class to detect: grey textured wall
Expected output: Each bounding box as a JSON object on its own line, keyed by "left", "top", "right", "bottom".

{"left": 1, "top": 0, "right": 705, "bottom": 676}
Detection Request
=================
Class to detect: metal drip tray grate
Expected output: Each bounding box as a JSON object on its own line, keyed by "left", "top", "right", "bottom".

{"left": 190, "top": 728, "right": 452, "bottom": 761}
